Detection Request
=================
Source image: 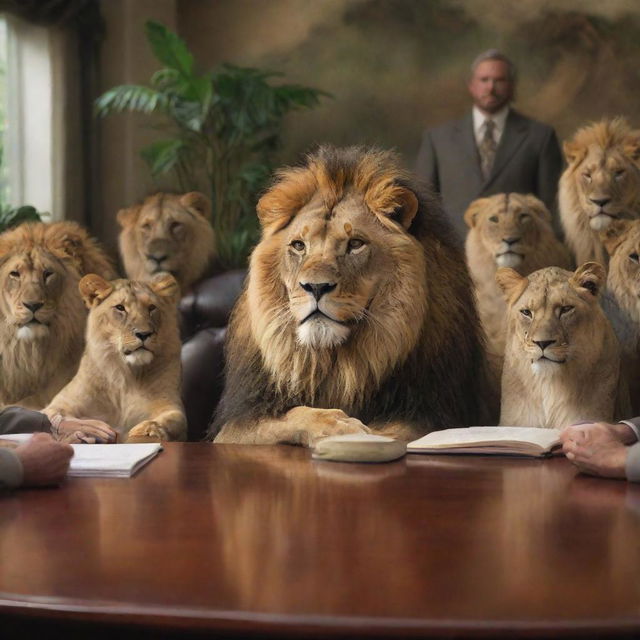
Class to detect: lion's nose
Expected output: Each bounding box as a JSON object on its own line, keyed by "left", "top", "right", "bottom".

{"left": 590, "top": 197, "right": 611, "bottom": 208}
{"left": 534, "top": 339, "right": 556, "bottom": 351}
{"left": 503, "top": 236, "right": 521, "bottom": 246}
{"left": 135, "top": 331, "right": 153, "bottom": 342}
{"left": 147, "top": 254, "right": 168, "bottom": 264}
{"left": 23, "top": 302, "right": 43, "bottom": 313}
{"left": 300, "top": 282, "right": 337, "bottom": 301}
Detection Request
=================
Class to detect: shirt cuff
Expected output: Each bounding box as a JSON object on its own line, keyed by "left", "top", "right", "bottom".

{"left": 620, "top": 420, "right": 640, "bottom": 443}
{"left": 626, "top": 443, "right": 640, "bottom": 483}
{"left": 0, "top": 448, "right": 24, "bottom": 489}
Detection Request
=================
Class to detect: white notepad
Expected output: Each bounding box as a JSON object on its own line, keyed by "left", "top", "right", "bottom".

{"left": 0, "top": 434, "right": 162, "bottom": 477}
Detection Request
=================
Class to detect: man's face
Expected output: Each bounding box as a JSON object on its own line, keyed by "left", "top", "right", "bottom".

{"left": 468, "top": 59, "right": 513, "bottom": 115}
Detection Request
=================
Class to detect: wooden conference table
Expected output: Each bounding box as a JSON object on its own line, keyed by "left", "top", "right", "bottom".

{"left": 1, "top": 443, "right": 640, "bottom": 639}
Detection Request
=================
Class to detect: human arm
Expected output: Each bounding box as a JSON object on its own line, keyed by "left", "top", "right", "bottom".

{"left": 0, "top": 433, "right": 73, "bottom": 489}
{"left": 0, "top": 406, "right": 51, "bottom": 435}
{"left": 560, "top": 421, "right": 639, "bottom": 480}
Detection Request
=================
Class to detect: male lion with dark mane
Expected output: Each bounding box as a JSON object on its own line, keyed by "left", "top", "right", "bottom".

{"left": 209, "top": 146, "right": 492, "bottom": 446}
{"left": 118, "top": 191, "right": 216, "bottom": 292}
{"left": 559, "top": 117, "right": 640, "bottom": 266}
{"left": 465, "top": 192, "right": 572, "bottom": 357}
{"left": 0, "top": 222, "right": 115, "bottom": 408}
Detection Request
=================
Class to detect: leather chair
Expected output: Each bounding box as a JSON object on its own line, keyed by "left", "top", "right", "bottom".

{"left": 179, "top": 269, "right": 245, "bottom": 441}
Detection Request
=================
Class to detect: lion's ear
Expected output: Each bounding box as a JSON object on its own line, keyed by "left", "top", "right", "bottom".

{"left": 624, "top": 130, "right": 640, "bottom": 162}
{"left": 79, "top": 274, "right": 113, "bottom": 308}
{"left": 600, "top": 219, "right": 633, "bottom": 256}
{"left": 563, "top": 140, "right": 585, "bottom": 166}
{"left": 388, "top": 187, "right": 418, "bottom": 230}
{"left": 149, "top": 272, "right": 179, "bottom": 302}
{"left": 495, "top": 268, "right": 528, "bottom": 305}
{"left": 180, "top": 192, "right": 211, "bottom": 219}
{"left": 464, "top": 198, "right": 489, "bottom": 229}
{"left": 522, "top": 195, "right": 552, "bottom": 223}
{"left": 569, "top": 262, "right": 605, "bottom": 298}
{"left": 117, "top": 205, "right": 141, "bottom": 229}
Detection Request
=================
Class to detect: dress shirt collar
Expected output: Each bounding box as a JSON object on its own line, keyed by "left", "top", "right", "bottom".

{"left": 472, "top": 105, "right": 510, "bottom": 139}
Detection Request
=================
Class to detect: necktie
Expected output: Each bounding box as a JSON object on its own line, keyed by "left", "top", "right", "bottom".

{"left": 479, "top": 119, "right": 497, "bottom": 179}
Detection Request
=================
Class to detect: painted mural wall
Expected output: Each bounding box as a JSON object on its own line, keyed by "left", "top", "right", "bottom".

{"left": 178, "top": 0, "right": 640, "bottom": 169}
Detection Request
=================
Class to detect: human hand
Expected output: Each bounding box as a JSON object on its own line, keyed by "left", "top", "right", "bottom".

{"left": 15, "top": 432, "right": 74, "bottom": 487}
{"left": 51, "top": 414, "right": 117, "bottom": 444}
{"left": 560, "top": 421, "right": 630, "bottom": 479}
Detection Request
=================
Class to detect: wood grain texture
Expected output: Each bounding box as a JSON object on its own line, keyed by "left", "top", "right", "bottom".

{"left": 1, "top": 443, "right": 640, "bottom": 638}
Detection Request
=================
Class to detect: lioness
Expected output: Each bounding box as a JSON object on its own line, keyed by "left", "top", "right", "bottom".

{"left": 209, "top": 146, "right": 492, "bottom": 446}
{"left": 600, "top": 219, "right": 640, "bottom": 414}
{"left": 0, "top": 222, "right": 115, "bottom": 408}
{"left": 496, "top": 263, "right": 629, "bottom": 428}
{"left": 44, "top": 273, "right": 186, "bottom": 442}
{"left": 118, "top": 191, "right": 216, "bottom": 292}
{"left": 559, "top": 117, "right": 640, "bottom": 266}
{"left": 465, "top": 193, "right": 572, "bottom": 357}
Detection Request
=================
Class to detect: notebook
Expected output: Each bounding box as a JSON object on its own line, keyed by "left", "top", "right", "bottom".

{"left": 407, "top": 426, "right": 562, "bottom": 458}
{"left": 0, "top": 434, "right": 162, "bottom": 477}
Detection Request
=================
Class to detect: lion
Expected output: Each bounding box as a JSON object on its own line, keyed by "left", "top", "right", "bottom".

{"left": 117, "top": 191, "right": 216, "bottom": 292}
{"left": 496, "top": 263, "right": 629, "bottom": 428}
{"left": 43, "top": 273, "right": 186, "bottom": 443}
{"left": 599, "top": 218, "right": 640, "bottom": 414}
{"left": 559, "top": 117, "right": 640, "bottom": 266}
{"left": 465, "top": 192, "right": 573, "bottom": 357}
{"left": 209, "top": 146, "right": 493, "bottom": 446}
{"left": 0, "top": 222, "right": 116, "bottom": 408}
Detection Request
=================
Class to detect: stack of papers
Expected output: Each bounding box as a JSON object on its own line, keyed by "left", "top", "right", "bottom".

{"left": 0, "top": 434, "right": 162, "bottom": 477}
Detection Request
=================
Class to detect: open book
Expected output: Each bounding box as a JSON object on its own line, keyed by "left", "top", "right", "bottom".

{"left": 0, "top": 434, "right": 162, "bottom": 477}
{"left": 407, "top": 427, "right": 562, "bottom": 458}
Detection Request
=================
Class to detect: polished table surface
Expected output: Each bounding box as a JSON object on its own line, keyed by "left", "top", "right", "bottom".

{"left": 2, "top": 443, "right": 640, "bottom": 638}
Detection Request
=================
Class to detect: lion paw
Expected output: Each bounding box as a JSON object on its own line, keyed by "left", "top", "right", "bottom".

{"left": 126, "top": 421, "right": 169, "bottom": 443}
{"left": 286, "top": 407, "right": 371, "bottom": 447}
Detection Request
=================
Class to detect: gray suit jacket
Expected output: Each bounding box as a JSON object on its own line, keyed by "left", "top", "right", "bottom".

{"left": 415, "top": 109, "right": 563, "bottom": 238}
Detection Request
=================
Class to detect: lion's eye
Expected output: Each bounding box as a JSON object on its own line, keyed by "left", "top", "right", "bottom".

{"left": 583, "top": 172, "right": 592, "bottom": 182}
{"left": 290, "top": 240, "right": 305, "bottom": 252}
{"left": 559, "top": 305, "right": 574, "bottom": 316}
{"left": 520, "top": 308, "right": 532, "bottom": 318}
{"left": 9, "top": 270, "right": 19, "bottom": 278}
{"left": 141, "top": 222, "right": 151, "bottom": 231}
{"left": 170, "top": 222, "right": 183, "bottom": 233}
{"left": 489, "top": 215, "right": 499, "bottom": 223}
{"left": 615, "top": 169, "right": 626, "bottom": 180}
{"left": 347, "top": 238, "right": 365, "bottom": 252}
{"left": 149, "top": 304, "right": 157, "bottom": 313}
{"left": 114, "top": 304, "right": 126, "bottom": 312}
{"left": 630, "top": 253, "right": 639, "bottom": 264}
{"left": 519, "top": 213, "right": 531, "bottom": 222}
{"left": 43, "top": 270, "right": 53, "bottom": 281}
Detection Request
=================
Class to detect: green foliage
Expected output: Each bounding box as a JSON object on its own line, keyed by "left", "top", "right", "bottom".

{"left": 0, "top": 204, "right": 42, "bottom": 233}
{"left": 95, "top": 20, "right": 329, "bottom": 268}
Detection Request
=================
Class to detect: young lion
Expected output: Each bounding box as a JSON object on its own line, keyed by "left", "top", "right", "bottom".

{"left": 559, "top": 117, "right": 640, "bottom": 266}
{"left": 465, "top": 193, "right": 572, "bottom": 357}
{"left": 0, "top": 222, "right": 115, "bottom": 408}
{"left": 44, "top": 273, "right": 186, "bottom": 443}
{"left": 118, "top": 191, "right": 216, "bottom": 292}
{"left": 210, "top": 146, "right": 493, "bottom": 446}
{"left": 600, "top": 219, "right": 640, "bottom": 414}
{"left": 496, "top": 263, "right": 629, "bottom": 428}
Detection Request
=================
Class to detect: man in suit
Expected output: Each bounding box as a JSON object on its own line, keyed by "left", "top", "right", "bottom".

{"left": 415, "top": 49, "right": 563, "bottom": 239}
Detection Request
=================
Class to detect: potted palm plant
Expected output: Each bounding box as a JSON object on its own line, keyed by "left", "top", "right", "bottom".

{"left": 95, "top": 20, "right": 329, "bottom": 268}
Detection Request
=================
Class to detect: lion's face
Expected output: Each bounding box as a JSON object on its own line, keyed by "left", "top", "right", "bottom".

{"left": 465, "top": 193, "right": 551, "bottom": 269}
{"left": 0, "top": 247, "right": 75, "bottom": 341}
{"left": 602, "top": 219, "right": 640, "bottom": 298}
{"left": 118, "top": 192, "right": 215, "bottom": 290}
{"left": 565, "top": 142, "right": 640, "bottom": 231}
{"left": 276, "top": 193, "right": 403, "bottom": 348}
{"left": 80, "top": 273, "right": 180, "bottom": 368}
{"left": 497, "top": 264, "right": 605, "bottom": 374}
